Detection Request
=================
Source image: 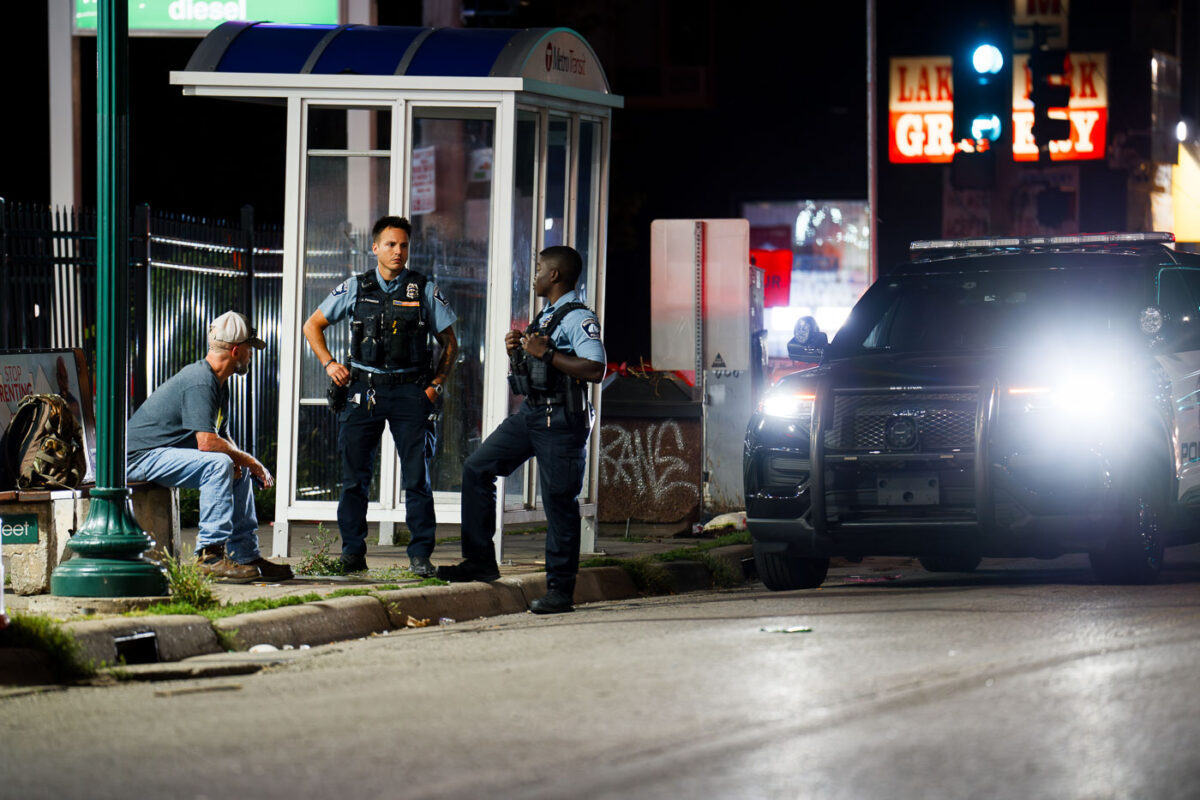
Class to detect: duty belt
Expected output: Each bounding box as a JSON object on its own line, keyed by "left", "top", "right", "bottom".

{"left": 351, "top": 368, "right": 426, "bottom": 386}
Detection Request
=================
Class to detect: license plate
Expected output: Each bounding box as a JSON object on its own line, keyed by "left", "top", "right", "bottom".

{"left": 876, "top": 474, "right": 939, "bottom": 505}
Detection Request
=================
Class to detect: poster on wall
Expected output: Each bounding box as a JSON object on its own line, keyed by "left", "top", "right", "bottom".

{"left": 0, "top": 349, "right": 96, "bottom": 486}
{"left": 411, "top": 146, "right": 437, "bottom": 216}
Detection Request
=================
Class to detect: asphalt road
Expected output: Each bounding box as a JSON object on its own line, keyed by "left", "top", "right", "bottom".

{"left": 4, "top": 548, "right": 1200, "bottom": 800}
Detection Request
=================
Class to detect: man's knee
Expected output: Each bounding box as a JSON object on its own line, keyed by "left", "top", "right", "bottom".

{"left": 202, "top": 452, "right": 236, "bottom": 480}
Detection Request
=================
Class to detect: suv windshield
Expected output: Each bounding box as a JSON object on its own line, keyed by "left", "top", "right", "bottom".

{"left": 829, "top": 260, "right": 1150, "bottom": 357}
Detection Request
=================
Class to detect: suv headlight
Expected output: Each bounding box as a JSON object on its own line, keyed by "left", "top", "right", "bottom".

{"left": 1008, "top": 373, "right": 1125, "bottom": 418}
{"left": 761, "top": 389, "right": 816, "bottom": 420}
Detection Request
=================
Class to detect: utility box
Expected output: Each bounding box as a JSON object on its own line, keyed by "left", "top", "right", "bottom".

{"left": 650, "top": 219, "right": 766, "bottom": 514}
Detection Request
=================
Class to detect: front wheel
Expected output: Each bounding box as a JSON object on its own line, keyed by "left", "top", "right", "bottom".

{"left": 1089, "top": 471, "right": 1165, "bottom": 585}
{"left": 754, "top": 542, "right": 829, "bottom": 591}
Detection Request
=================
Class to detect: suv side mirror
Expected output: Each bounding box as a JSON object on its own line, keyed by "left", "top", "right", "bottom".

{"left": 788, "top": 315, "right": 827, "bottom": 363}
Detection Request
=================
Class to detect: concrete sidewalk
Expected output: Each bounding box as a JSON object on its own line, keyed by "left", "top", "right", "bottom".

{"left": 1, "top": 521, "right": 756, "bottom": 687}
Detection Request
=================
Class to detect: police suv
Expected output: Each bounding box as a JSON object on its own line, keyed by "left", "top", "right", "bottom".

{"left": 744, "top": 233, "right": 1200, "bottom": 589}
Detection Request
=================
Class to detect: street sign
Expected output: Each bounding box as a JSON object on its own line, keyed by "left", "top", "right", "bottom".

{"left": 73, "top": 0, "right": 339, "bottom": 36}
{"left": 1, "top": 514, "right": 38, "bottom": 545}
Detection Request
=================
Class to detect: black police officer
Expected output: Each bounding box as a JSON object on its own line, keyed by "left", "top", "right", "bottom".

{"left": 438, "top": 245, "right": 605, "bottom": 614}
{"left": 302, "top": 215, "right": 458, "bottom": 577}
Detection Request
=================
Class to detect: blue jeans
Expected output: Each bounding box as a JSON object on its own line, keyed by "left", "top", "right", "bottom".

{"left": 128, "top": 447, "right": 261, "bottom": 563}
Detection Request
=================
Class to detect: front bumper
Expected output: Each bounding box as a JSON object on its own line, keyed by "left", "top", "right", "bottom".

{"left": 745, "top": 382, "right": 1122, "bottom": 559}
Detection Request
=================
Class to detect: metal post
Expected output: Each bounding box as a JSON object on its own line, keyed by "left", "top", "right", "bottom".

{"left": 0, "top": 197, "right": 9, "bottom": 350}
{"left": 132, "top": 204, "right": 150, "bottom": 407}
{"left": 241, "top": 204, "right": 256, "bottom": 449}
{"left": 52, "top": 0, "right": 167, "bottom": 597}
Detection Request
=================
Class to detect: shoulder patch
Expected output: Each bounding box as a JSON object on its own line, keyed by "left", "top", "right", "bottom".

{"left": 581, "top": 317, "right": 601, "bottom": 340}
{"left": 331, "top": 280, "right": 351, "bottom": 297}
{"left": 433, "top": 286, "right": 449, "bottom": 307}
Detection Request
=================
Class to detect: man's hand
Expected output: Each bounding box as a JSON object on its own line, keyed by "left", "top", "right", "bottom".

{"left": 248, "top": 459, "right": 275, "bottom": 489}
{"left": 505, "top": 329, "right": 524, "bottom": 354}
{"left": 325, "top": 360, "right": 351, "bottom": 387}
{"left": 522, "top": 332, "right": 552, "bottom": 360}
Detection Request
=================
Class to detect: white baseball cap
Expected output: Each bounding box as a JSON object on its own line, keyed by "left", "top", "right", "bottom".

{"left": 209, "top": 311, "right": 266, "bottom": 350}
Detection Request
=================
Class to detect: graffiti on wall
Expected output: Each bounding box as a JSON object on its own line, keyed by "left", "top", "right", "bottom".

{"left": 598, "top": 419, "right": 700, "bottom": 522}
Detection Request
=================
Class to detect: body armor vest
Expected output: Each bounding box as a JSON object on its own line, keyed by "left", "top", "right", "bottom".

{"left": 349, "top": 268, "right": 432, "bottom": 371}
{"left": 509, "top": 302, "right": 591, "bottom": 411}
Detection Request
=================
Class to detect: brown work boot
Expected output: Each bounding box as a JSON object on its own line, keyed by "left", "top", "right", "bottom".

{"left": 195, "top": 545, "right": 259, "bottom": 583}
{"left": 246, "top": 557, "right": 294, "bottom": 581}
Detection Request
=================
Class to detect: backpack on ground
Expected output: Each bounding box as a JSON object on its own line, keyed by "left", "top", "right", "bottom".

{"left": 1, "top": 393, "right": 87, "bottom": 490}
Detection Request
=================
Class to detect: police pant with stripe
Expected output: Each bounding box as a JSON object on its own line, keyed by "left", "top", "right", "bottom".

{"left": 461, "top": 402, "right": 593, "bottom": 597}
{"left": 337, "top": 380, "right": 437, "bottom": 560}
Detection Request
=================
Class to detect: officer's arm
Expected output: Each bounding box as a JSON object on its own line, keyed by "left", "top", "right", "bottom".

{"left": 426, "top": 326, "right": 458, "bottom": 402}
{"left": 303, "top": 309, "right": 351, "bottom": 387}
{"left": 522, "top": 331, "right": 604, "bottom": 382}
{"left": 546, "top": 351, "right": 605, "bottom": 383}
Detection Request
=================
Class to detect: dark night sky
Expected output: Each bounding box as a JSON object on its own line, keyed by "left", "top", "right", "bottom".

{"left": 2, "top": 1, "right": 1194, "bottom": 362}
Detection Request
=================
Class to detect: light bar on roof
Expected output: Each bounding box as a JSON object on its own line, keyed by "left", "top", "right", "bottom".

{"left": 910, "top": 232, "right": 1175, "bottom": 251}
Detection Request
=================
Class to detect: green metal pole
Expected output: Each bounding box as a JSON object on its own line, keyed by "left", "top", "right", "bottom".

{"left": 52, "top": 0, "right": 167, "bottom": 597}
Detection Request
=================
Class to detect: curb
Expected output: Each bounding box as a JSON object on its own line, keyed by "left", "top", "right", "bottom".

{"left": 2, "top": 545, "right": 754, "bottom": 684}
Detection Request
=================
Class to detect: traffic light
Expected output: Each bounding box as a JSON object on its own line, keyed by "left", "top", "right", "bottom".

{"left": 953, "top": 31, "right": 1012, "bottom": 146}
{"left": 1029, "top": 48, "right": 1072, "bottom": 155}
{"left": 952, "top": 25, "right": 1010, "bottom": 190}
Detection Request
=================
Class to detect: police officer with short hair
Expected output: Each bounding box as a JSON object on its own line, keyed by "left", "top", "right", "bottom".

{"left": 302, "top": 215, "right": 458, "bottom": 577}
{"left": 439, "top": 245, "right": 604, "bottom": 614}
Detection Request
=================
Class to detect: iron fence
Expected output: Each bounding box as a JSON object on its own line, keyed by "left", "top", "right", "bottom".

{"left": 0, "top": 198, "right": 283, "bottom": 469}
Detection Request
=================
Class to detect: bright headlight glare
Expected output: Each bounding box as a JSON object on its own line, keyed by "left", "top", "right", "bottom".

{"left": 762, "top": 391, "right": 816, "bottom": 419}
{"left": 1009, "top": 376, "right": 1121, "bottom": 415}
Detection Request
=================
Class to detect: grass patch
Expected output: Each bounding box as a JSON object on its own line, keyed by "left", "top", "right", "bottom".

{"left": 296, "top": 523, "right": 346, "bottom": 576}
{"left": 581, "top": 530, "right": 751, "bottom": 593}
{"left": 656, "top": 530, "right": 751, "bottom": 561}
{"left": 580, "top": 555, "right": 674, "bottom": 595}
{"left": 160, "top": 551, "right": 219, "bottom": 610}
{"left": 4, "top": 612, "right": 95, "bottom": 681}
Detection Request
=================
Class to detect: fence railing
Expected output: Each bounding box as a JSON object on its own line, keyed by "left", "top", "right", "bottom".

{"left": 0, "top": 198, "right": 283, "bottom": 469}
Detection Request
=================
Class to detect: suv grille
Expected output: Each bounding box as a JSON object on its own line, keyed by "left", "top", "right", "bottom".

{"left": 824, "top": 390, "right": 978, "bottom": 453}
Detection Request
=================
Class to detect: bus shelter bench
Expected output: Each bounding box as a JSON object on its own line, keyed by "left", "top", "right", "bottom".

{"left": 0, "top": 479, "right": 181, "bottom": 597}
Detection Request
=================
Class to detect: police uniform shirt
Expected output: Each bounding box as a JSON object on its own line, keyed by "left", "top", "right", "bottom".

{"left": 539, "top": 290, "right": 605, "bottom": 364}
{"left": 318, "top": 267, "right": 457, "bottom": 373}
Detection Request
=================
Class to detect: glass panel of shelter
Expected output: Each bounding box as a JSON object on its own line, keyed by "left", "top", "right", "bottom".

{"left": 505, "top": 109, "right": 541, "bottom": 512}
{"left": 522, "top": 112, "right": 605, "bottom": 510}
{"left": 406, "top": 107, "right": 496, "bottom": 499}
{"left": 297, "top": 104, "right": 391, "bottom": 504}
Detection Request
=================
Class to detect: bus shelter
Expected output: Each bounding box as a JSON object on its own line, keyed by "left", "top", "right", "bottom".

{"left": 171, "top": 23, "right": 621, "bottom": 558}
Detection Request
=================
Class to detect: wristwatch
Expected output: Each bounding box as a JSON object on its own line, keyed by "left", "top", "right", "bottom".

{"left": 429, "top": 382, "right": 444, "bottom": 397}
{"left": 539, "top": 347, "right": 556, "bottom": 365}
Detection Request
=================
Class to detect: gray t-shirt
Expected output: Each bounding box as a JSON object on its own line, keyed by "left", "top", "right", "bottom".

{"left": 127, "top": 359, "right": 229, "bottom": 457}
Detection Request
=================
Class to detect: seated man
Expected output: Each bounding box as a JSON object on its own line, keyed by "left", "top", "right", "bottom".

{"left": 126, "top": 311, "right": 291, "bottom": 582}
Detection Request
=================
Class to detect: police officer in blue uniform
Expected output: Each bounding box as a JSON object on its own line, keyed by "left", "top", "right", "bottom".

{"left": 438, "top": 245, "right": 604, "bottom": 614}
{"left": 302, "top": 215, "right": 458, "bottom": 577}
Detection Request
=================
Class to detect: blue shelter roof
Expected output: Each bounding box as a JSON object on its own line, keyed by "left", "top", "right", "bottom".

{"left": 185, "top": 22, "right": 612, "bottom": 94}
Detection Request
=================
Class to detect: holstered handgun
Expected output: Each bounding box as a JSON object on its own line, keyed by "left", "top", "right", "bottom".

{"left": 508, "top": 348, "right": 531, "bottom": 396}
{"left": 327, "top": 380, "right": 349, "bottom": 413}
